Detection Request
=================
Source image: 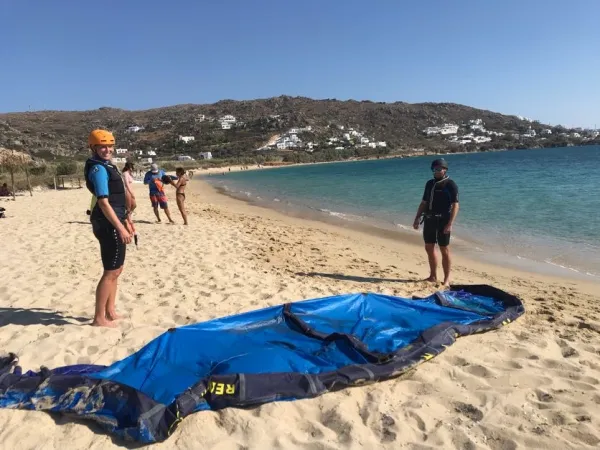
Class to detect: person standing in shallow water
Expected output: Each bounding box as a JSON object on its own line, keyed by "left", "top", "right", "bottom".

{"left": 84, "top": 129, "right": 132, "bottom": 327}
{"left": 413, "top": 158, "right": 460, "bottom": 288}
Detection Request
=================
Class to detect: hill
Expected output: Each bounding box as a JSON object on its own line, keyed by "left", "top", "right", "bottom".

{"left": 0, "top": 96, "right": 597, "bottom": 164}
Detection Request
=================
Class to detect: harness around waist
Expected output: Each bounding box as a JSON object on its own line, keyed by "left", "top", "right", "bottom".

{"left": 421, "top": 212, "right": 448, "bottom": 224}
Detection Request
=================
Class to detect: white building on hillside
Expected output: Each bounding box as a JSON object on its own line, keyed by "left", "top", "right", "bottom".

{"left": 221, "top": 122, "right": 232, "bottom": 130}
{"left": 179, "top": 136, "right": 195, "bottom": 143}
{"left": 116, "top": 148, "right": 128, "bottom": 154}
{"left": 424, "top": 124, "right": 459, "bottom": 135}
{"left": 199, "top": 152, "right": 213, "bottom": 160}
{"left": 220, "top": 115, "right": 236, "bottom": 123}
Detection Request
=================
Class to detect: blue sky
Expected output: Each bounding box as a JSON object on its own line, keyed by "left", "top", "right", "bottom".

{"left": 1, "top": 0, "right": 599, "bottom": 128}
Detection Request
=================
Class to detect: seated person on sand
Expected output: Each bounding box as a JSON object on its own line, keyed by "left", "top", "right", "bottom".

{"left": 0, "top": 183, "right": 11, "bottom": 196}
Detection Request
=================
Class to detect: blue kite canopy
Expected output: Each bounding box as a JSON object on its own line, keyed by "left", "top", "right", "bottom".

{"left": 0, "top": 284, "right": 524, "bottom": 444}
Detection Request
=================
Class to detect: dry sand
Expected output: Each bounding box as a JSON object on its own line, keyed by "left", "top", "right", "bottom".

{"left": 0, "top": 178, "right": 599, "bottom": 450}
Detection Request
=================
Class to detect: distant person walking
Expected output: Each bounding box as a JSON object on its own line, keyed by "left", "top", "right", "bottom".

{"left": 143, "top": 163, "right": 175, "bottom": 224}
{"left": 412, "top": 158, "right": 459, "bottom": 288}
{"left": 84, "top": 129, "right": 132, "bottom": 327}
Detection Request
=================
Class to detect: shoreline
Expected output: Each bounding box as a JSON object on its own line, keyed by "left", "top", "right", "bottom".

{"left": 202, "top": 176, "right": 600, "bottom": 287}
{"left": 190, "top": 143, "right": 599, "bottom": 176}
{"left": 193, "top": 179, "right": 600, "bottom": 295}
{"left": 1, "top": 180, "right": 600, "bottom": 448}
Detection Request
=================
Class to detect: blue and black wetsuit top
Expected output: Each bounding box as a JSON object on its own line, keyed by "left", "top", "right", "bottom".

{"left": 84, "top": 157, "right": 127, "bottom": 224}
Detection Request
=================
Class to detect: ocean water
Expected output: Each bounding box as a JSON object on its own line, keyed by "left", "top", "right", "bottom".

{"left": 205, "top": 146, "right": 600, "bottom": 280}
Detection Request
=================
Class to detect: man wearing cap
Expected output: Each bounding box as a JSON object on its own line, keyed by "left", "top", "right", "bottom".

{"left": 412, "top": 158, "right": 459, "bottom": 288}
{"left": 143, "top": 163, "right": 175, "bottom": 223}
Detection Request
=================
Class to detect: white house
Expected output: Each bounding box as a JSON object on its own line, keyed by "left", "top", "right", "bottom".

{"left": 220, "top": 115, "right": 236, "bottom": 123}
{"left": 147, "top": 150, "right": 156, "bottom": 156}
{"left": 115, "top": 148, "right": 128, "bottom": 154}
{"left": 140, "top": 157, "right": 153, "bottom": 163}
{"left": 360, "top": 137, "right": 370, "bottom": 144}
{"left": 473, "top": 136, "right": 492, "bottom": 143}
{"left": 440, "top": 124, "right": 459, "bottom": 135}
{"left": 127, "top": 126, "right": 143, "bottom": 133}
{"left": 112, "top": 157, "right": 127, "bottom": 163}
{"left": 289, "top": 128, "right": 300, "bottom": 134}
{"left": 424, "top": 124, "right": 458, "bottom": 135}
{"left": 179, "top": 136, "right": 195, "bottom": 143}
{"left": 195, "top": 115, "right": 206, "bottom": 122}
{"left": 523, "top": 129, "right": 536, "bottom": 138}
{"left": 343, "top": 133, "right": 351, "bottom": 140}
{"left": 377, "top": 141, "right": 387, "bottom": 147}
{"left": 469, "top": 119, "right": 483, "bottom": 126}
{"left": 541, "top": 129, "right": 552, "bottom": 135}
{"left": 572, "top": 133, "right": 581, "bottom": 138}
{"left": 368, "top": 142, "right": 377, "bottom": 148}
{"left": 199, "top": 152, "right": 213, "bottom": 160}
{"left": 221, "top": 122, "right": 232, "bottom": 130}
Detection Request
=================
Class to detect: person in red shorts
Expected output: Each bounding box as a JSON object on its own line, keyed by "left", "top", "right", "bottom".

{"left": 143, "top": 163, "right": 175, "bottom": 224}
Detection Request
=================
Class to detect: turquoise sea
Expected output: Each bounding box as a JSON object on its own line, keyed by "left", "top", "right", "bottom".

{"left": 205, "top": 146, "right": 600, "bottom": 280}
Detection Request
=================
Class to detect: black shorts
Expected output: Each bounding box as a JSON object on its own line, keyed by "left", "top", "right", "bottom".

{"left": 423, "top": 216, "right": 451, "bottom": 247}
{"left": 92, "top": 221, "right": 126, "bottom": 271}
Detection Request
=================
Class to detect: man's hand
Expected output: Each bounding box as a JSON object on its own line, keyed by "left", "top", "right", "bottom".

{"left": 443, "top": 223, "right": 452, "bottom": 234}
{"left": 413, "top": 218, "right": 420, "bottom": 230}
{"left": 118, "top": 227, "right": 133, "bottom": 244}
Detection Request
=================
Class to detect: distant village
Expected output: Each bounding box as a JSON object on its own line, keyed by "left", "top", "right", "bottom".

{"left": 423, "top": 117, "right": 599, "bottom": 145}
{"left": 109, "top": 112, "right": 599, "bottom": 164}
{"left": 112, "top": 114, "right": 388, "bottom": 164}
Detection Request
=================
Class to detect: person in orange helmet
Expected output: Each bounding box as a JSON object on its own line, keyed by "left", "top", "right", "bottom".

{"left": 83, "top": 129, "right": 132, "bottom": 327}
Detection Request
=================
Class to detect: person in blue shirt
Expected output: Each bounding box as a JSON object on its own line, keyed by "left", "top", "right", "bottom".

{"left": 143, "top": 163, "right": 175, "bottom": 223}
{"left": 83, "top": 129, "right": 132, "bottom": 327}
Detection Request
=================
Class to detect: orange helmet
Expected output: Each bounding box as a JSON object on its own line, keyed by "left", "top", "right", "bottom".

{"left": 88, "top": 129, "right": 115, "bottom": 146}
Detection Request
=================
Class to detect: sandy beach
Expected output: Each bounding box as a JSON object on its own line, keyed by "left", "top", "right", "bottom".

{"left": 1, "top": 178, "right": 599, "bottom": 450}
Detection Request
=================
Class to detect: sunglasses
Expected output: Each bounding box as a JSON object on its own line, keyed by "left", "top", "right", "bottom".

{"left": 432, "top": 167, "right": 446, "bottom": 172}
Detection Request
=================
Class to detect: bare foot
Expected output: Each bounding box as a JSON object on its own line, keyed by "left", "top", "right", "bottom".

{"left": 184, "top": 222, "right": 188, "bottom": 226}
{"left": 91, "top": 319, "right": 117, "bottom": 328}
{"left": 442, "top": 282, "right": 451, "bottom": 289}
{"left": 106, "top": 311, "right": 121, "bottom": 320}
{"left": 424, "top": 276, "right": 438, "bottom": 282}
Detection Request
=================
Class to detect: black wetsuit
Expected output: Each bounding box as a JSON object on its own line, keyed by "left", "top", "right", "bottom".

{"left": 421, "top": 177, "right": 459, "bottom": 246}
{"left": 84, "top": 158, "right": 128, "bottom": 270}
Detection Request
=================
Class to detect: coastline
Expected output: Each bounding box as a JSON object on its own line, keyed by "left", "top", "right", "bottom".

{"left": 0, "top": 180, "right": 599, "bottom": 449}
{"left": 202, "top": 173, "right": 600, "bottom": 286}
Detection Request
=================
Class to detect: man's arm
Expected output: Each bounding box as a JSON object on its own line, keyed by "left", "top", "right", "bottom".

{"left": 413, "top": 200, "right": 428, "bottom": 229}
{"left": 443, "top": 181, "right": 460, "bottom": 233}
{"left": 143, "top": 171, "right": 151, "bottom": 185}
{"left": 448, "top": 202, "right": 459, "bottom": 225}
